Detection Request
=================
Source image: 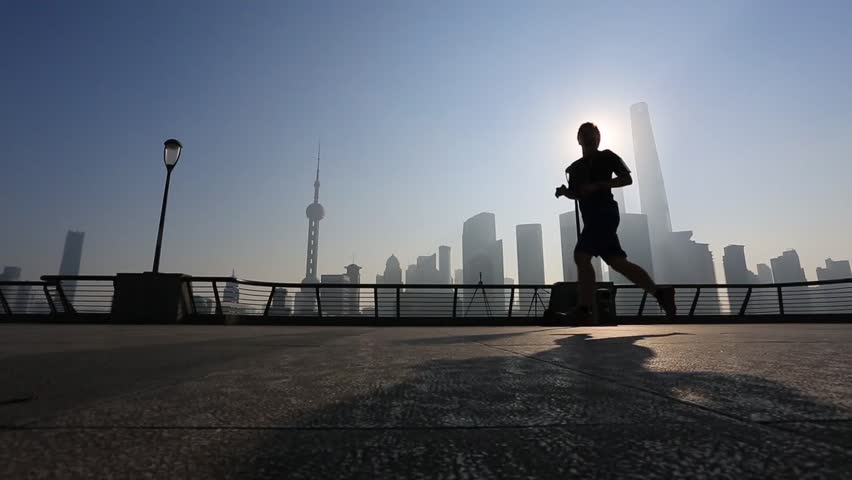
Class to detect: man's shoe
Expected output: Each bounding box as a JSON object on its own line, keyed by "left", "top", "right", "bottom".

{"left": 541, "top": 309, "right": 559, "bottom": 326}
{"left": 654, "top": 287, "right": 677, "bottom": 319}
{"left": 566, "top": 306, "right": 595, "bottom": 326}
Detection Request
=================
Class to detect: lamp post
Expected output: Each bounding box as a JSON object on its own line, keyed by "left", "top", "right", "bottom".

{"left": 152, "top": 139, "right": 183, "bottom": 273}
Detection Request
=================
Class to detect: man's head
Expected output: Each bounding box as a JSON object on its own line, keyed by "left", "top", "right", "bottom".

{"left": 577, "top": 122, "right": 601, "bottom": 149}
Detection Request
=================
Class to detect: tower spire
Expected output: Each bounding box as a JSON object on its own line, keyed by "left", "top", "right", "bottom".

{"left": 313, "top": 140, "right": 321, "bottom": 203}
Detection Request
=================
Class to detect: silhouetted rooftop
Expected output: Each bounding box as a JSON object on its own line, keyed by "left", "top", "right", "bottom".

{"left": 1, "top": 324, "right": 850, "bottom": 478}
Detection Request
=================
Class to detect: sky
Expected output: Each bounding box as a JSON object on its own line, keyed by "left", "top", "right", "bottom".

{"left": 2, "top": 0, "right": 851, "bottom": 284}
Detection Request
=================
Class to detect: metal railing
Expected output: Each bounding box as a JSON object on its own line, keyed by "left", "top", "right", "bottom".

{"left": 611, "top": 278, "right": 852, "bottom": 318}
{"left": 0, "top": 276, "right": 115, "bottom": 319}
{"left": 186, "top": 277, "right": 557, "bottom": 320}
{"left": 0, "top": 275, "right": 850, "bottom": 323}
{"left": 184, "top": 276, "right": 852, "bottom": 323}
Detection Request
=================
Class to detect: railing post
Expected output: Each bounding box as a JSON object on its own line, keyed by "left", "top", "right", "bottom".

{"left": 689, "top": 288, "right": 701, "bottom": 317}
{"left": 43, "top": 285, "right": 57, "bottom": 314}
{"left": 535, "top": 288, "right": 542, "bottom": 317}
{"left": 777, "top": 286, "right": 784, "bottom": 315}
{"left": 739, "top": 287, "right": 752, "bottom": 316}
{"left": 212, "top": 281, "right": 223, "bottom": 316}
{"left": 185, "top": 280, "right": 198, "bottom": 316}
{"left": 264, "top": 286, "right": 276, "bottom": 317}
{"left": 372, "top": 287, "right": 378, "bottom": 319}
{"left": 0, "top": 288, "right": 11, "bottom": 315}
{"left": 395, "top": 287, "right": 401, "bottom": 319}
{"left": 452, "top": 287, "right": 458, "bottom": 318}
{"left": 637, "top": 290, "right": 648, "bottom": 316}
{"left": 315, "top": 286, "right": 323, "bottom": 318}
{"left": 526, "top": 288, "right": 539, "bottom": 317}
{"left": 507, "top": 286, "right": 515, "bottom": 317}
{"left": 55, "top": 282, "right": 76, "bottom": 315}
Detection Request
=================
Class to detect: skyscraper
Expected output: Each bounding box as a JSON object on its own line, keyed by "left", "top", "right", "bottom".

{"left": 558, "top": 211, "right": 602, "bottom": 281}
{"left": 516, "top": 224, "right": 545, "bottom": 284}
{"left": 406, "top": 253, "right": 441, "bottom": 285}
{"left": 377, "top": 255, "right": 403, "bottom": 284}
{"left": 269, "top": 288, "right": 289, "bottom": 316}
{"left": 59, "top": 230, "right": 85, "bottom": 276}
{"left": 222, "top": 269, "right": 241, "bottom": 314}
{"left": 756, "top": 263, "right": 774, "bottom": 283}
{"left": 376, "top": 255, "right": 402, "bottom": 317}
{"left": 723, "top": 245, "right": 758, "bottom": 284}
{"left": 665, "top": 231, "right": 721, "bottom": 314}
{"left": 770, "top": 249, "right": 809, "bottom": 313}
{"left": 770, "top": 250, "right": 807, "bottom": 283}
{"left": 665, "top": 232, "right": 717, "bottom": 282}
{"left": 438, "top": 245, "right": 451, "bottom": 285}
{"left": 320, "top": 273, "right": 351, "bottom": 316}
{"left": 223, "top": 269, "right": 240, "bottom": 304}
{"left": 401, "top": 253, "right": 451, "bottom": 316}
{"left": 722, "top": 245, "right": 758, "bottom": 315}
{"left": 608, "top": 213, "right": 654, "bottom": 285}
{"left": 462, "top": 212, "right": 505, "bottom": 315}
{"left": 631, "top": 102, "right": 673, "bottom": 280}
{"left": 816, "top": 258, "right": 852, "bottom": 281}
{"left": 814, "top": 259, "right": 852, "bottom": 314}
{"left": 344, "top": 264, "right": 362, "bottom": 315}
{"left": 405, "top": 264, "right": 418, "bottom": 284}
{"left": 0, "top": 266, "right": 21, "bottom": 282}
{"left": 463, "top": 213, "right": 504, "bottom": 285}
{"left": 491, "top": 240, "right": 505, "bottom": 287}
{"left": 58, "top": 230, "right": 85, "bottom": 306}
{"left": 516, "top": 224, "right": 545, "bottom": 314}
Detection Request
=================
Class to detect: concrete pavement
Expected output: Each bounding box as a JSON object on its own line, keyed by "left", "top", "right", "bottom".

{"left": 1, "top": 324, "right": 850, "bottom": 478}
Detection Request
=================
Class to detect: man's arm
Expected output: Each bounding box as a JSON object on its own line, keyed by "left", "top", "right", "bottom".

{"left": 555, "top": 184, "right": 581, "bottom": 199}
{"left": 589, "top": 150, "right": 633, "bottom": 191}
{"left": 598, "top": 172, "right": 633, "bottom": 189}
{"left": 577, "top": 173, "right": 631, "bottom": 196}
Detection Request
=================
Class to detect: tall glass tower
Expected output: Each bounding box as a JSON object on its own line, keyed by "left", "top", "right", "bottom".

{"left": 631, "top": 102, "right": 672, "bottom": 278}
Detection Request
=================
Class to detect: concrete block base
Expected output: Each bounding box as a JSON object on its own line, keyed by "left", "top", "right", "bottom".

{"left": 112, "top": 272, "right": 192, "bottom": 324}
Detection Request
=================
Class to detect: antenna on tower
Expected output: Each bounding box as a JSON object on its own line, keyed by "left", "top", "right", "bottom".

{"left": 315, "top": 139, "right": 321, "bottom": 181}
{"left": 313, "top": 139, "right": 322, "bottom": 202}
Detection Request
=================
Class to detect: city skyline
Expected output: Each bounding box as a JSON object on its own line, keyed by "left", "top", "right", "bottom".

{"left": 2, "top": 1, "right": 851, "bottom": 286}
{"left": 4, "top": 99, "right": 852, "bottom": 288}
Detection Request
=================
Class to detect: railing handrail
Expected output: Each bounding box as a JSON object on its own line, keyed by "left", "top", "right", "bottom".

{"left": 188, "top": 277, "right": 556, "bottom": 290}
{"left": 609, "top": 278, "right": 852, "bottom": 289}
{"left": 185, "top": 276, "right": 852, "bottom": 290}
{"left": 40, "top": 275, "right": 117, "bottom": 282}
{"left": 3, "top": 276, "right": 847, "bottom": 290}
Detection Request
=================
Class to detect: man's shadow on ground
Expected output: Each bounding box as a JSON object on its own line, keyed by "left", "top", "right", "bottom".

{"left": 230, "top": 329, "right": 852, "bottom": 477}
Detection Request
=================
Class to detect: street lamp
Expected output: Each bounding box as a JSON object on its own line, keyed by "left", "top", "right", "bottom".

{"left": 152, "top": 139, "right": 183, "bottom": 273}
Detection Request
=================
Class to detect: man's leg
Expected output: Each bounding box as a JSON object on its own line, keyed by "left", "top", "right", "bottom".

{"left": 604, "top": 255, "right": 677, "bottom": 317}
{"left": 603, "top": 256, "right": 656, "bottom": 292}
{"left": 574, "top": 251, "right": 596, "bottom": 309}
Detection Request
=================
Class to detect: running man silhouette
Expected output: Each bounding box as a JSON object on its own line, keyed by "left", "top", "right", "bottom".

{"left": 555, "top": 122, "right": 676, "bottom": 323}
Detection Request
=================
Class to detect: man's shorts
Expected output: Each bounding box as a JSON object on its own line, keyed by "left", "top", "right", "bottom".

{"left": 574, "top": 214, "right": 627, "bottom": 259}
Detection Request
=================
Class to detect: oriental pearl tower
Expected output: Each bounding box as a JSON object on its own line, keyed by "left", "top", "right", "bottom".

{"left": 302, "top": 143, "right": 324, "bottom": 284}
